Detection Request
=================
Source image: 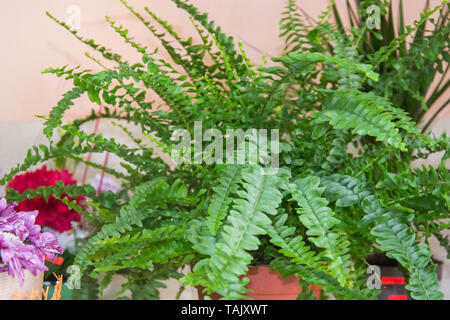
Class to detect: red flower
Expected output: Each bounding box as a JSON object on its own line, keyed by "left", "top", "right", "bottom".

{"left": 7, "top": 166, "right": 84, "bottom": 233}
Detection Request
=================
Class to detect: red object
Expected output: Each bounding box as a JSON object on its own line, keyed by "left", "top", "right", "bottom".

{"left": 7, "top": 166, "right": 84, "bottom": 233}
{"left": 388, "top": 295, "right": 408, "bottom": 300}
{"left": 45, "top": 256, "right": 64, "bottom": 265}
{"left": 97, "top": 151, "right": 110, "bottom": 195}
{"left": 197, "top": 266, "right": 322, "bottom": 300}
{"left": 382, "top": 277, "right": 406, "bottom": 285}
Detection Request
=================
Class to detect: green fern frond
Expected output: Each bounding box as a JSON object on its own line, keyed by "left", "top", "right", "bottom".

{"left": 372, "top": 215, "right": 443, "bottom": 300}
{"left": 73, "top": 178, "right": 176, "bottom": 274}
{"left": 274, "top": 52, "right": 379, "bottom": 82}
{"left": 185, "top": 165, "right": 290, "bottom": 299}
{"left": 290, "top": 176, "right": 352, "bottom": 287}
{"left": 311, "top": 89, "right": 411, "bottom": 150}
{"left": 41, "top": 87, "right": 84, "bottom": 139}
{"left": 320, "top": 173, "right": 444, "bottom": 300}
{"left": 321, "top": 131, "right": 349, "bottom": 171}
{"left": 205, "top": 165, "right": 242, "bottom": 236}
{"left": 279, "top": 0, "right": 309, "bottom": 52}
{"left": 265, "top": 213, "right": 323, "bottom": 269}
{"left": 170, "top": 0, "right": 250, "bottom": 78}
{"left": 93, "top": 229, "right": 189, "bottom": 273}
{"left": 372, "top": 0, "right": 449, "bottom": 68}
{"left": 186, "top": 219, "right": 217, "bottom": 256}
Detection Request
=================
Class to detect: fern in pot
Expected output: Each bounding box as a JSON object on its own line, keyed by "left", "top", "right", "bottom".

{"left": 1, "top": 0, "right": 448, "bottom": 300}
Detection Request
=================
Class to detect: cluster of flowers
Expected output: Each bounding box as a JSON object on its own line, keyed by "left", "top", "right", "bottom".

{"left": 0, "top": 198, "right": 63, "bottom": 285}
{"left": 0, "top": 165, "right": 121, "bottom": 284}
{"left": 7, "top": 166, "right": 83, "bottom": 233}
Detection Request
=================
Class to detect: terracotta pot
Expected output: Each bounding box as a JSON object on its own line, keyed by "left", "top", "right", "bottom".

{"left": 197, "top": 266, "right": 321, "bottom": 300}
{"left": 0, "top": 270, "right": 44, "bottom": 300}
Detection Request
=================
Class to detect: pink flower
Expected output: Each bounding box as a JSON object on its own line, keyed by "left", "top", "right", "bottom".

{"left": 7, "top": 166, "right": 84, "bottom": 233}
{"left": 0, "top": 198, "right": 63, "bottom": 285}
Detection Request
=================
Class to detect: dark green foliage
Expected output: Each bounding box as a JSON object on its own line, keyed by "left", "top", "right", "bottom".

{"left": 184, "top": 166, "right": 291, "bottom": 299}
{"left": 290, "top": 176, "right": 352, "bottom": 287}
{"left": 205, "top": 165, "right": 242, "bottom": 236}
{"left": 283, "top": 0, "right": 450, "bottom": 128}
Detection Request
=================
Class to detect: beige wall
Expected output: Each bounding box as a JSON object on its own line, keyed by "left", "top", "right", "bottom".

{"left": 0, "top": 0, "right": 446, "bottom": 122}
{"left": 0, "top": 0, "right": 448, "bottom": 299}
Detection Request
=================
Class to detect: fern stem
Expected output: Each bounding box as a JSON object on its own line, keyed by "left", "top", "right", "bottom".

{"left": 355, "top": 146, "right": 392, "bottom": 178}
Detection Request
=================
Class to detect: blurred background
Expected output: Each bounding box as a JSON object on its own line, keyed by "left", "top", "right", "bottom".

{"left": 0, "top": 0, "right": 448, "bottom": 299}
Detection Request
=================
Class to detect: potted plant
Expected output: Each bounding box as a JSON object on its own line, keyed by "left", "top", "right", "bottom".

{"left": 0, "top": 0, "right": 448, "bottom": 300}
{"left": 0, "top": 198, "right": 63, "bottom": 299}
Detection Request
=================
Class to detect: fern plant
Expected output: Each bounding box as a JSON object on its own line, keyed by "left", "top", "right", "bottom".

{"left": 280, "top": 0, "right": 449, "bottom": 130}
{"left": 1, "top": 0, "right": 448, "bottom": 300}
